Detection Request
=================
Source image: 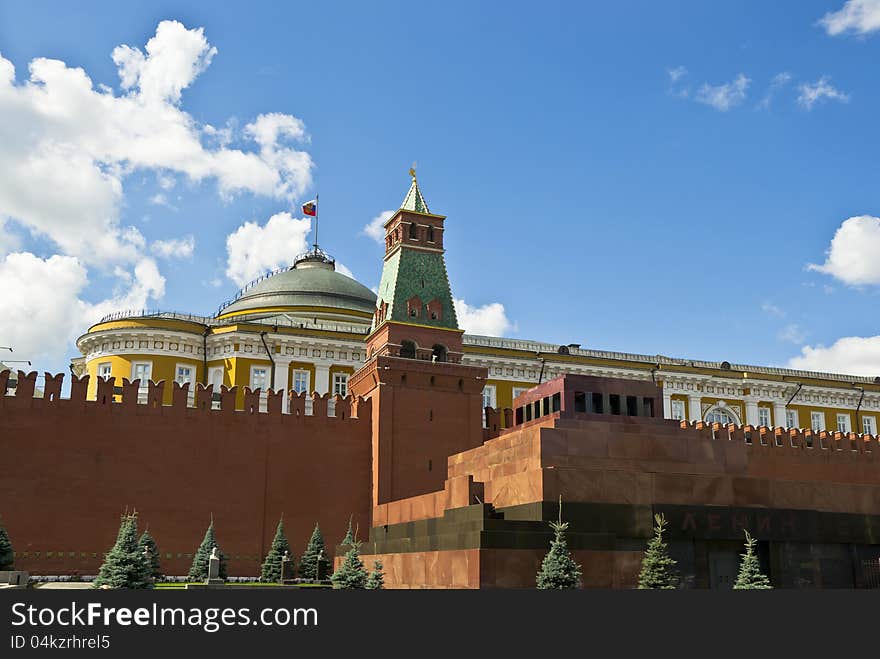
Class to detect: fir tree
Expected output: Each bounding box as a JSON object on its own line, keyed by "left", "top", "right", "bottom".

{"left": 261, "top": 519, "right": 292, "bottom": 583}
{"left": 93, "top": 512, "right": 152, "bottom": 589}
{"left": 188, "top": 519, "right": 227, "bottom": 581}
{"left": 0, "top": 519, "right": 13, "bottom": 570}
{"left": 342, "top": 515, "right": 355, "bottom": 545}
{"left": 330, "top": 530, "right": 368, "bottom": 590}
{"left": 137, "top": 528, "right": 163, "bottom": 582}
{"left": 365, "top": 560, "right": 385, "bottom": 590}
{"left": 733, "top": 530, "right": 772, "bottom": 590}
{"left": 637, "top": 513, "right": 678, "bottom": 589}
{"left": 536, "top": 496, "right": 582, "bottom": 589}
{"left": 299, "top": 523, "right": 331, "bottom": 581}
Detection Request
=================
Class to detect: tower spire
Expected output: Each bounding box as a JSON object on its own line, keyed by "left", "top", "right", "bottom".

{"left": 400, "top": 165, "right": 430, "bottom": 214}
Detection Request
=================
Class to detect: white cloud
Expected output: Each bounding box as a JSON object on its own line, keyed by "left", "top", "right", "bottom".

{"left": 149, "top": 192, "right": 174, "bottom": 208}
{"left": 111, "top": 21, "right": 216, "bottom": 105}
{"left": 779, "top": 323, "right": 807, "bottom": 345}
{"left": 0, "top": 19, "right": 314, "bottom": 266}
{"left": 761, "top": 302, "right": 785, "bottom": 318}
{"left": 808, "top": 215, "right": 880, "bottom": 285}
{"left": 0, "top": 252, "right": 164, "bottom": 362}
{"left": 788, "top": 335, "right": 880, "bottom": 376}
{"left": 665, "top": 66, "right": 689, "bottom": 98}
{"left": 362, "top": 210, "right": 394, "bottom": 244}
{"left": 757, "top": 72, "right": 792, "bottom": 109}
{"left": 151, "top": 235, "right": 194, "bottom": 259}
{"left": 454, "top": 298, "right": 513, "bottom": 337}
{"left": 225, "top": 211, "right": 311, "bottom": 287}
{"left": 819, "top": 0, "right": 880, "bottom": 36}
{"left": 695, "top": 74, "right": 750, "bottom": 111}
{"left": 797, "top": 76, "right": 850, "bottom": 110}
{"left": 667, "top": 66, "right": 687, "bottom": 83}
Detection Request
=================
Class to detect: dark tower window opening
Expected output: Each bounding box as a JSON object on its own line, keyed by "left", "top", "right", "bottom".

{"left": 427, "top": 226, "right": 435, "bottom": 242}
{"left": 409, "top": 222, "right": 417, "bottom": 239}
{"left": 400, "top": 340, "right": 416, "bottom": 359}
{"left": 432, "top": 344, "right": 448, "bottom": 363}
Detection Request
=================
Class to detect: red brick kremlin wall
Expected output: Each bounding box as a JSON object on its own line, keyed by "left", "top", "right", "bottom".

{"left": 0, "top": 370, "right": 372, "bottom": 577}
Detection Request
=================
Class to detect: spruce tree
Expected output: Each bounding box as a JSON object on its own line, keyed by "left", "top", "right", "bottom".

{"left": 330, "top": 536, "right": 368, "bottom": 590}
{"left": 188, "top": 519, "right": 227, "bottom": 581}
{"left": 365, "top": 560, "right": 385, "bottom": 590}
{"left": 0, "top": 519, "right": 13, "bottom": 570}
{"left": 733, "top": 530, "right": 772, "bottom": 590}
{"left": 536, "top": 496, "right": 582, "bottom": 589}
{"left": 261, "top": 519, "right": 292, "bottom": 583}
{"left": 299, "top": 523, "right": 331, "bottom": 581}
{"left": 637, "top": 513, "right": 678, "bottom": 589}
{"left": 342, "top": 515, "right": 355, "bottom": 545}
{"left": 93, "top": 512, "right": 152, "bottom": 589}
{"left": 137, "top": 528, "right": 163, "bottom": 582}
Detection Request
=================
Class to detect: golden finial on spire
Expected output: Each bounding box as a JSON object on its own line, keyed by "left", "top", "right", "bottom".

{"left": 408, "top": 161, "right": 417, "bottom": 181}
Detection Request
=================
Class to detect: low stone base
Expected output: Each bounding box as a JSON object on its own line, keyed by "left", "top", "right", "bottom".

{"left": 0, "top": 571, "right": 29, "bottom": 586}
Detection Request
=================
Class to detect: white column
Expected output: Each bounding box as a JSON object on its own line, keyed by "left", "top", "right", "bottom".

{"left": 272, "top": 359, "right": 290, "bottom": 413}
{"left": 687, "top": 395, "right": 702, "bottom": 422}
{"left": 662, "top": 390, "right": 672, "bottom": 419}
{"left": 272, "top": 359, "right": 290, "bottom": 392}
{"left": 744, "top": 398, "right": 760, "bottom": 426}
{"left": 314, "top": 362, "right": 330, "bottom": 395}
{"left": 773, "top": 402, "right": 787, "bottom": 428}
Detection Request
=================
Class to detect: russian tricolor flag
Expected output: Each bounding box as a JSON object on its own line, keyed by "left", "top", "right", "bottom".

{"left": 302, "top": 199, "right": 317, "bottom": 217}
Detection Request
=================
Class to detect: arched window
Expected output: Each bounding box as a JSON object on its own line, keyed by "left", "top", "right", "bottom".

{"left": 432, "top": 344, "right": 448, "bottom": 363}
{"left": 704, "top": 404, "right": 741, "bottom": 426}
{"left": 427, "top": 226, "right": 435, "bottom": 242}
{"left": 409, "top": 222, "right": 417, "bottom": 239}
{"left": 400, "top": 340, "right": 416, "bottom": 359}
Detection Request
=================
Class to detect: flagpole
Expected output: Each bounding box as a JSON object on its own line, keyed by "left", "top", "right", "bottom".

{"left": 314, "top": 193, "right": 319, "bottom": 252}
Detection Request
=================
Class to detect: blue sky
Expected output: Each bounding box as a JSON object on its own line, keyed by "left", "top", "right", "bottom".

{"left": 3, "top": 1, "right": 880, "bottom": 378}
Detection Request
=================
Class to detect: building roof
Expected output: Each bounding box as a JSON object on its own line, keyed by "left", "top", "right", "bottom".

{"left": 217, "top": 249, "right": 377, "bottom": 320}
{"left": 400, "top": 177, "right": 430, "bottom": 214}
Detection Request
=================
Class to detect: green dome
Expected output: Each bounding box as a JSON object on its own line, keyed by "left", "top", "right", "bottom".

{"left": 218, "top": 251, "right": 376, "bottom": 321}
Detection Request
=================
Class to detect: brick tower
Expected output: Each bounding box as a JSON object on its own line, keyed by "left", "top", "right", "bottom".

{"left": 350, "top": 169, "right": 488, "bottom": 505}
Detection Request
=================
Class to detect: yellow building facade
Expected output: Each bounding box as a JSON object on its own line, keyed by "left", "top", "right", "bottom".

{"left": 75, "top": 180, "right": 880, "bottom": 434}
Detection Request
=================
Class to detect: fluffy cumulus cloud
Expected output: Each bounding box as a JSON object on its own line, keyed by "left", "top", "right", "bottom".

{"left": 797, "top": 76, "right": 850, "bottom": 110}
{"left": 225, "top": 212, "right": 311, "bottom": 287}
{"left": 788, "top": 335, "right": 880, "bottom": 376}
{"left": 695, "top": 74, "right": 750, "bottom": 111}
{"left": 362, "top": 210, "right": 394, "bottom": 244}
{"left": 453, "top": 299, "right": 513, "bottom": 337}
{"left": 0, "top": 20, "right": 315, "bottom": 366}
{"left": 0, "top": 253, "right": 164, "bottom": 362}
{"left": 819, "top": 0, "right": 880, "bottom": 36}
{"left": 0, "top": 19, "right": 312, "bottom": 265}
{"left": 808, "top": 215, "right": 880, "bottom": 285}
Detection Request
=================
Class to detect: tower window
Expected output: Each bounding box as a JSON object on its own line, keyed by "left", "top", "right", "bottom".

{"left": 427, "top": 226, "right": 435, "bottom": 242}
{"left": 400, "top": 340, "right": 416, "bottom": 359}
{"left": 409, "top": 222, "right": 417, "bottom": 239}
{"left": 432, "top": 344, "right": 448, "bottom": 363}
